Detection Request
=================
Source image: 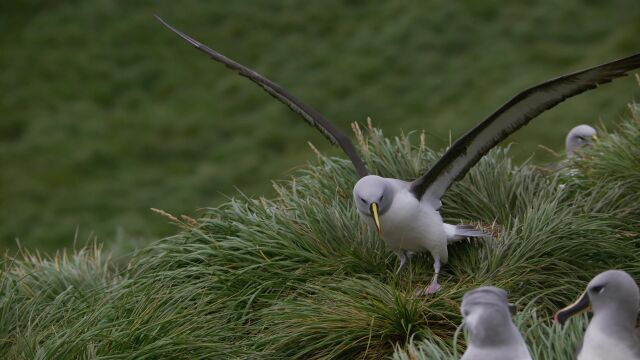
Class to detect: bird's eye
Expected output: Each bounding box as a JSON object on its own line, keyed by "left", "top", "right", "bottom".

{"left": 360, "top": 197, "right": 366, "bottom": 203}
{"left": 379, "top": 195, "right": 384, "bottom": 201}
{"left": 591, "top": 285, "right": 605, "bottom": 294}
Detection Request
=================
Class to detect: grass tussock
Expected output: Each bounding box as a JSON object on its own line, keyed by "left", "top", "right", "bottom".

{"left": 1, "top": 106, "right": 640, "bottom": 358}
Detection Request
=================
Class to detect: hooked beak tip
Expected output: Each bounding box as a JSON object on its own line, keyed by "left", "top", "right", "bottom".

{"left": 553, "top": 312, "right": 562, "bottom": 324}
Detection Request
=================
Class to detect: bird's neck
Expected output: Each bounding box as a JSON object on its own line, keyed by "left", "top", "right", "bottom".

{"left": 590, "top": 308, "right": 637, "bottom": 334}
{"left": 470, "top": 321, "right": 524, "bottom": 347}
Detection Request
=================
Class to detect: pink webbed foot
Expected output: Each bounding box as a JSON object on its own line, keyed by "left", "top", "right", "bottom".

{"left": 416, "top": 281, "right": 441, "bottom": 296}
{"left": 425, "top": 281, "right": 441, "bottom": 294}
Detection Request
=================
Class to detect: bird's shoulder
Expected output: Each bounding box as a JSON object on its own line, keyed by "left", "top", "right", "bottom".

{"left": 383, "top": 177, "right": 412, "bottom": 191}
{"left": 381, "top": 177, "right": 443, "bottom": 209}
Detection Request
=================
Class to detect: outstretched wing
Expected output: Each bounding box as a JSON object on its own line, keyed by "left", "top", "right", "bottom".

{"left": 155, "top": 15, "right": 369, "bottom": 178}
{"left": 411, "top": 52, "right": 640, "bottom": 203}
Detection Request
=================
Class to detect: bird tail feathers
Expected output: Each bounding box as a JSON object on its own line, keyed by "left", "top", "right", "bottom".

{"left": 445, "top": 224, "right": 490, "bottom": 243}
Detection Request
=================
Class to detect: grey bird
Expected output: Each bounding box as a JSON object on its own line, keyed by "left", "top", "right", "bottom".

{"left": 566, "top": 124, "right": 598, "bottom": 157}
{"left": 555, "top": 270, "right": 640, "bottom": 360}
{"left": 156, "top": 15, "right": 640, "bottom": 294}
{"left": 460, "top": 287, "right": 531, "bottom": 360}
{"left": 535, "top": 124, "right": 599, "bottom": 175}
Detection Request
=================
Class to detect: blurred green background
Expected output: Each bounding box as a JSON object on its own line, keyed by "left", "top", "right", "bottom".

{"left": 1, "top": 0, "right": 639, "bottom": 252}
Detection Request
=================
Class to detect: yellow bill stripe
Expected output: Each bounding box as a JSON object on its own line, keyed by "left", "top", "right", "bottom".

{"left": 370, "top": 202, "right": 381, "bottom": 235}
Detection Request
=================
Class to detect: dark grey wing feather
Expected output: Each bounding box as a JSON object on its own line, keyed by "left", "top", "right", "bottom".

{"left": 411, "top": 52, "right": 640, "bottom": 202}
{"left": 155, "top": 15, "right": 369, "bottom": 178}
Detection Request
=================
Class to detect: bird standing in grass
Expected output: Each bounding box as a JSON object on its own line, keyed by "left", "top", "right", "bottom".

{"left": 460, "top": 287, "right": 531, "bottom": 360}
{"left": 156, "top": 15, "right": 640, "bottom": 294}
{"left": 535, "top": 124, "right": 599, "bottom": 175}
{"left": 555, "top": 270, "right": 640, "bottom": 360}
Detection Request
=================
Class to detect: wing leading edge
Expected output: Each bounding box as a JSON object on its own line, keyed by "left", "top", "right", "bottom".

{"left": 411, "top": 52, "right": 640, "bottom": 202}
{"left": 155, "top": 15, "right": 369, "bottom": 178}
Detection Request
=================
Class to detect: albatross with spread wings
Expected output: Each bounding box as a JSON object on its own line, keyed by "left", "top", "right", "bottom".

{"left": 156, "top": 15, "right": 640, "bottom": 294}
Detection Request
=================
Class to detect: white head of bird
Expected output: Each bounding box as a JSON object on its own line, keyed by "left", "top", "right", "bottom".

{"left": 353, "top": 175, "right": 394, "bottom": 234}
{"left": 565, "top": 124, "right": 598, "bottom": 156}
{"left": 461, "top": 287, "right": 519, "bottom": 346}
{"left": 459, "top": 287, "right": 531, "bottom": 360}
{"left": 589, "top": 270, "right": 639, "bottom": 318}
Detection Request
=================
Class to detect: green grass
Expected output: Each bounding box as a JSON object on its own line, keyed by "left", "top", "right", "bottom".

{"left": 1, "top": 107, "right": 639, "bottom": 358}
{"left": 2, "top": 0, "right": 640, "bottom": 251}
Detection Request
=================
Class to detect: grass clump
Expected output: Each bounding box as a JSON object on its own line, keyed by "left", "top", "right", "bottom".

{"left": 1, "top": 107, "right": 640, "bottom": 358}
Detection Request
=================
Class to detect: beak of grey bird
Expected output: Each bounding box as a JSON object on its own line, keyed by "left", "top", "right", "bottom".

{"left": 369, "top": 202, "right": 381, "bottom": 235}
{"left": 554, "top": 290, "right": 591, "bottom": 325}
{"left": 592, "top": 134, "right": 599, "bottom": 142}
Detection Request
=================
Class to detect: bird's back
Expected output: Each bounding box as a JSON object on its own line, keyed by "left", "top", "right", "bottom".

{"left": 378, "top": 180, "right": 447, "bottom": 254}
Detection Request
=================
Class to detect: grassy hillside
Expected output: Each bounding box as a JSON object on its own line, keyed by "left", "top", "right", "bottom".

{"left": 1, "top": 106, "right": 639, "bottom": 358}
{"left": 1, "top": 0, "right": 640, "bottom": 251}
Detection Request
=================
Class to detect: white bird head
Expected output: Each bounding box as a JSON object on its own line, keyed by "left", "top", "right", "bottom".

{"left": 565, "top": 124, "right": 598, "bottom": 156}
{"left": 353, "top": 175, "right": 394, "bottom": 235}
{"left": 555, "top": 270, "right": 639, "bottom": 325}
{"left": 461, "top": 287, "right": 519, "bottom": 346}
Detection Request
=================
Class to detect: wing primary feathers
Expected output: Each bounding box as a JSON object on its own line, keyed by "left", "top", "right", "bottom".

{"left": 154, "top": 15, "right": 369, "bottom": 178}
{"left": 411, "top": 52, "right": 640, "bottom": 201}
